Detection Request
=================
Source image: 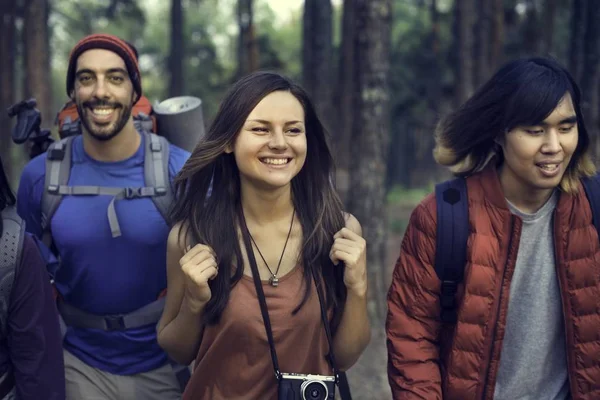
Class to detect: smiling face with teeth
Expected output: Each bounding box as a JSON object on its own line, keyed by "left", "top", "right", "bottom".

{"left": 498, "top": 94, "right": 579, "bottom": 210}
{"left": 72, "top": 49, "right": 136, "bottom": 142}
{"left": 226, "top": 90, "right": 307, "bottom": 191}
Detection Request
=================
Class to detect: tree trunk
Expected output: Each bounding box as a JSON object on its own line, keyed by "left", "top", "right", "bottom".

{"left": 302, "top": 0, "right": 333, "bottom": 130}
{"left": 490, "top": 0, "right": 504, "bottom": 71}
{"left": 237, "top": 0, "right": 258, "bottom": 77}
{"left": 0, "top": 0, "right": 16, "bottom": 180}
{"left": 474, "top": 0, "right": 492, "bottom": 88}
{"left": 333, "top": 0, "right": 356, "bottom": 204}
{"left": 168, "top": 0, "right": 184, "bottom": 97}
{"left": 349, "top": 0, "right": 392, "bottom": 322}
{"left": 522, "top": 2, "right": 540, "bottom": 55}
{"left": 580, "top": 0, "right": 600, "bottom": 156}
{"left": 454, "top": 0, "right": 476, "bottom": 104}
{"left": 540, "top": 0, "right": 557, "bottom": 55}
{"left": 569, "top": 0, "right": 587, "bottom": 84}
{"left": 23, "top": 0, "right": 52, "bottom": 129}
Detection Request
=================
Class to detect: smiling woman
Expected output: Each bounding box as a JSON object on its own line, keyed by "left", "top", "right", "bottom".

{"left": 157, "top": 71, "right": 371, "bottom": 400}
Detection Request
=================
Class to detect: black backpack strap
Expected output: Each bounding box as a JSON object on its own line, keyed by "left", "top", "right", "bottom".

{"left": 581, "top": 175, "right": 600, "bottom": 235}
{"left": 142, "top": 131, "right": 173, "bottom": 223}
{"left": 41, "top": 136, "right": 73, "bottom": 248}
{"left": 434, "top": 177, "right": 469, "bottom": 323}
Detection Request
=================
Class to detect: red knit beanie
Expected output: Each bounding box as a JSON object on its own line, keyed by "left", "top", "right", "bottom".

{"left": 66, "top": 33, "right": 142, "bottom": 98}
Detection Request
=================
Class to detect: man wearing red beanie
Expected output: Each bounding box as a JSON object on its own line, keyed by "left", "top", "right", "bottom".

{"left": 17, "top": 33, "right": 191, "bottom": 399}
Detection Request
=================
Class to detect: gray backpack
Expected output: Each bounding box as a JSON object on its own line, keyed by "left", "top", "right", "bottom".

{"left": 41, "top": 130, "right": 173, "bottom": 243}
{"left": 0, "top": 207, "right": 25, "bottom": 341}
{"left": 41, "top": 131, "right": 173, "bottom": 332}
{"left": 0, "top": 206, "right": 25, "bottom": 398}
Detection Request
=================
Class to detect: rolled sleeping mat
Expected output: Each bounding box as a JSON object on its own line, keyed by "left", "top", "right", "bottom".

{"left": 153, "top": 96, "right": 205, "bottom": 153}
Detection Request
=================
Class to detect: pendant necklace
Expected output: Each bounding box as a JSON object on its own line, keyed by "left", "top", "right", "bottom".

{"left": 248, "top": 209, "right": 295, "bottom": 287}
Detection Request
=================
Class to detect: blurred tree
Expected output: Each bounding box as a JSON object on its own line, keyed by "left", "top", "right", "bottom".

{"left": 540, "top": 0, "right": 557, "bottom": 55}
{"left": 333, "top": 0, "right": 356, "bottom": 203}
{"left": 580, "top": 0, "right": 600, "bottom": 155}
{"left": 302, "top": 0, "right": 333, "bottom": 130}
{"left": 23, "top": 0, "right": 53, "bottom": 129}
{"left": 349, "top": 0, "right": 392, "bottom": 320}
{"left": 454, "top": 0, "right": 476, "bottom": 103}
{"left": 569, "top": 0, "right": 587, "bottom": 83}
{"left": 0, "top": 0, "right": 17, "bottom": 179}
{"left": 237, "top": 0, "right": 259, "bottom": 77}
{"left": 474, "top": 0, "right": 492, "bottom": 87}
{"left": 490, "top": 0, "right": 504, "bottom": 69}
{"left": 169, "top": 0, "right": 185, "bottom": 97}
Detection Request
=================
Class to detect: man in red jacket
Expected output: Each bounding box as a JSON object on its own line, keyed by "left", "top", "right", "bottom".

{"left": 386, "top": 57, "right": 600, "bottom": 400}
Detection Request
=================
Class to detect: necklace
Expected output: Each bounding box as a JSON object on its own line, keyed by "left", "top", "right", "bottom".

{"left": 247, "top": 210, "right": 295, "bottom": 287}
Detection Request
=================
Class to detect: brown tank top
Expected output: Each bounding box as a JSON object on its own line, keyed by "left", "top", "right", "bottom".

{"left": 182, "top": 266, "right": 333, "bottom": 400}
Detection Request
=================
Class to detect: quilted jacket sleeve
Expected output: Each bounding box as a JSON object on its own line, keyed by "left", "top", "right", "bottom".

{"left": 386, "top": 200, "right": 443, "bottom": 400}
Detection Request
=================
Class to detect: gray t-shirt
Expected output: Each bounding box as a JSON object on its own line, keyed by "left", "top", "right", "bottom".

{"left": 493, "top": 192, "right": 570, "bottom": 400}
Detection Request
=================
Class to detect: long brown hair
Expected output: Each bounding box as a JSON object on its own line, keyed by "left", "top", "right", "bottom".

{"left": 170, "top": 71, "right": 347, "bottom": 331}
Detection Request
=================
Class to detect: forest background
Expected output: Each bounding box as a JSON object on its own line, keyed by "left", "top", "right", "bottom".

{"left": 1, "top": 0, "right": 599, "bottom": 398}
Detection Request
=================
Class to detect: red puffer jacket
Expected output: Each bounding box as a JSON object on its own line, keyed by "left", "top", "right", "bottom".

{"left": 386, "top": 166, "right": 600, "bottom": 400}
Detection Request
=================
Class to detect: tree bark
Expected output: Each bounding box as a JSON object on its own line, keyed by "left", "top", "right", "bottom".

{"left": 490, "top": 0, "right": 504, "bottom": 71}
{"left": 454, "top": 0, "right": 476, "bottom": 104}
{"left": 0, "top": 0, "right": 16, "bottom": 180}
{"left": 333, "top": 0, "right": 357, "bottom": 204}
{"left": 168, "top": 0, "right": 184, "bottom": 97}
{"left": 569, "top": 0, "right": 587, "bottom": 84}
{"left": 580, "top": 0, "right": 600, "bottom": 156}
{"left": 474, "top": 0, "right": 492, "bottom": 88}
{"left": 540, "top": 0, "right": 557, "bottom": 55}
{"left": 302, "top": 0, "right": 333, "bottom": 130}
{"left": 349, "top": 0, "right": 392, "bottom": 321}
{"left": 522, "top": 2, "right": 540, "bottom": 55}
{"left": 237, "top": 0, "right": 258, "bottom": 77}
{"left": 23, "top": 0, "right": 52, "bottom": 129}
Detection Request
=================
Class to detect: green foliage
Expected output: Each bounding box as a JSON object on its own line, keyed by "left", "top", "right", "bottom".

{"left": 386, "top": 184, "right": 430, "bottom": 206}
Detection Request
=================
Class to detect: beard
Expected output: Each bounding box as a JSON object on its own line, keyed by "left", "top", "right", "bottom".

{"left": 76, "top": 98, "right": 133, "bottom": 142}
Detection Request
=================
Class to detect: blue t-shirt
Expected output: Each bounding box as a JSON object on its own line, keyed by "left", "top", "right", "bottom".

{"left": 16, "top": 133, "right": 190, "bottom": 375}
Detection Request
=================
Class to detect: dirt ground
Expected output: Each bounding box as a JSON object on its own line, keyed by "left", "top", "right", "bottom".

{"left": 343, "top": 203, "right": 413, "bottom": 400}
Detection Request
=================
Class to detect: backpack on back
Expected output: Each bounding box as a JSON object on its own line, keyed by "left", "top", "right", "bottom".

{"left": 434, "top": 175, "right": 600, "bottom": 323}
{"left": 41, "top": 130, "right": 172, "bottom": 243}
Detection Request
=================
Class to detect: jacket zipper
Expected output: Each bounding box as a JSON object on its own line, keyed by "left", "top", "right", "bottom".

{"left": 480, "top": 215, "right": 515, "bottom": 399}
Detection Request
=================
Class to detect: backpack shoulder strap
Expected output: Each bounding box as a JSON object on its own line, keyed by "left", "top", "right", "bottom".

{"left": 581, "top": 174, "right": 600, "bottom": 235}
{"left": 434, "top": 177, "right": 469, "bottom": 323}
{"left": 0, "top": 206, "right": 26, "bottom": 338}
{"left": 41, "top": 136, "right": 74, "bottom": 247}
{"left": 143, "top": 131, "right": 173, "bottom": 223}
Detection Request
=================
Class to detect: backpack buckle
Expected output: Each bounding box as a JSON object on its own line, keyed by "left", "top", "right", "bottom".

{"left": 48, "top": 148, "right": 65, "bottom": 161}
{"left": 150, "top": 141, "right": 162, "bottom": 152}
{"left": 440, "top": 280, "right": 457, "bottom": 308}
{"left": 155, "top": 187, "right": 167, "bottom": 196}
{"left": 123, "top": 187, "right": 142, "bottom": 199}
{"left": 47, "top": 185, "right": 59, "bottom": 194}
{"left": 104, "top": 315, "right": 126, "bottom": 331}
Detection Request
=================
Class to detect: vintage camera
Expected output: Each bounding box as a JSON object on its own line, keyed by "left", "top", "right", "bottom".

{"left": 278, "top": 373, "right": 336, "bottom": 400}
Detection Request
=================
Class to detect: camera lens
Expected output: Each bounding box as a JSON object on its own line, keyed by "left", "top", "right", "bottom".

{"left": 301, "top": 380, "right": 328, "bottom": 400}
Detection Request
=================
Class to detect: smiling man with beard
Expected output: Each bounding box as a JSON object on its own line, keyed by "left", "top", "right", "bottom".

{"left": 17, "top": 34, "right": 191, "bottom": 400}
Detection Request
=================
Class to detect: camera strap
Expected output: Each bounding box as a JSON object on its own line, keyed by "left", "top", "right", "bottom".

{"left": 238, "top": 207, "right": 340, "bottom": 383}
